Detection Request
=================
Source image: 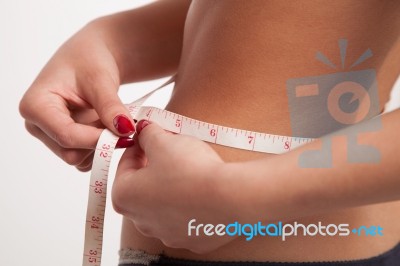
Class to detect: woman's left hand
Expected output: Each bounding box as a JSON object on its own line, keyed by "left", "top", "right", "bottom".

{"left": 112, "top": 120, "right": 241, "bottom": 253}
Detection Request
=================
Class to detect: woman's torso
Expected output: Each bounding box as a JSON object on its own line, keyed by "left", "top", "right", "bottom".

{"left": 121, "top": 0, "right": 400, "bottom": 262}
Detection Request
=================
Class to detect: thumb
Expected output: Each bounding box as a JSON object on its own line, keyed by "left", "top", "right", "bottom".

{"left": 136, "top": 120, "right": 171, "bottom": 160}
{"left": 112, "top": 145, "right": 147, "bottom": 216}
{"left": 86, "top": 78, "right": 135, "bottom": 136}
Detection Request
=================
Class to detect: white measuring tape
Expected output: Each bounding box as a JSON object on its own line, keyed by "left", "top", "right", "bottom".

{"left": 82, "top": 78, "right": 314, "bottom": 266}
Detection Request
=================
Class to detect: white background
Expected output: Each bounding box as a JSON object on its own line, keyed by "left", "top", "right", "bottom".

{"left": 0, "top": 1, "right": 399, "bottom": 266}
{"left": 0, "top": 1, "right": 161, "bottom": 266}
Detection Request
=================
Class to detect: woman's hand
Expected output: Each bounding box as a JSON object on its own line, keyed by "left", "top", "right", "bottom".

{"left": 112, "top": 121, "right": 243, "bottom": 253}
{"left": 19, "top": 1, "right": 190, "bottom": 171}
{"left": 19, "top": 20, "right": 135, "bottom": 171}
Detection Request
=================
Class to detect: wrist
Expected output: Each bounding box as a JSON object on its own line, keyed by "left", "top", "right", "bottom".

{"left": 83, "top": 17, "right": 127, "bottom": 81}
{"left": 214, "top": 161, "right": 266, "bottom": 224}
{"left": 217, "top": 158, "right": 316, "bottom": 225}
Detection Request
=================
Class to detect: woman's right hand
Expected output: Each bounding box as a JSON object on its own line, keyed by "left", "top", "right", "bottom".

{"left": 19, "top": 20, "right": 135, "bottom": 172}
{"left": 20, "top": 1, "right": 191, "bottom": 171}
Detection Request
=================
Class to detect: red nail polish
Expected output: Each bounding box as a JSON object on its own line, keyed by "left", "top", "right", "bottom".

{"left": 115, "top": 137, "right": 135, "bottom": 149}
{"left": 136, "top": 120, "right": 150, "bottom": 135}
{"left": 113, "top": 115, "right": 135, "bottom": 135}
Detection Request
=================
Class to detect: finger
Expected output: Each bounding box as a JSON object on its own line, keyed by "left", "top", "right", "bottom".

{"left": 70, "top": 108, "right": 99, "bottom": 125}
{"left": 136, "top": 120, "right": 172, "bottom": 161}
{"left": 112, "top": 142, "right": 149, "bottom": 215}
{"left": 71, "top": 109, "right": 104, "bottom": 130}
{"left": 80, "top": 74, "right": 135, "bottom": 136}
{"left": 76, "top": 152, "right": 94, "bottom": 172}
{"left": 116, "top": 140, "right": 147, "bottom": 174}
{"left": 21, "top": 94, "right": 102, "bottom": 149}
{"left": 76, "top": 165, "right": 92, "bottom": 172}
{"left": 25, "top": 121, "right": 93, "bottom": 166}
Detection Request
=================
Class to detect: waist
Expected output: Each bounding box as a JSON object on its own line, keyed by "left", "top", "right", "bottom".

{"left": 120, "top": 84, "right": 400, "bottom": 261}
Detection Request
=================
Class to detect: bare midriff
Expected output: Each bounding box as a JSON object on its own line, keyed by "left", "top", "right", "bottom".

{"left": 120, "top": 0, "right": 400, "bottom": 262}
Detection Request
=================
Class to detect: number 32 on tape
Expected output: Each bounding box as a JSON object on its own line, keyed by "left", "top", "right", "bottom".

{"left": 82, "top": 80, "right": 314, "bottom": 266}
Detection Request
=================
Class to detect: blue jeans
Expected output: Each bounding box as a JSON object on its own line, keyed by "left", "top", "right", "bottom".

{"left": 119, "top": 242, "right": 400, "bottom": 266}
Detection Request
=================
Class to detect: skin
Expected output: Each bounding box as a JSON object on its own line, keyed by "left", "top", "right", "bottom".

{"left": 20, "top": 0, "right": 400, "bottom": 262}
{"left": 19, "top": 0, "right": 190, "bottom": 171}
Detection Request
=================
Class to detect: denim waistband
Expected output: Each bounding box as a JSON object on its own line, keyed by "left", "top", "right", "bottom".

{"left": 119, "top": 242, "right": 400, "bottom": 266}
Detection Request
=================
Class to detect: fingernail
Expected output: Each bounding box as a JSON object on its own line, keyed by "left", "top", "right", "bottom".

{"left": 115, "top": 137, "right": 135, "bottom": 149}
{"left": 113, "top": 114, "right": 135, "bottom": 135}
{"left": 136, "top": 120, "right": 150, "bottom": 135}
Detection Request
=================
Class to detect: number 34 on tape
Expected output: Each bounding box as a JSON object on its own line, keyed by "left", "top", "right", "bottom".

{"left": 82, "top": 80, "right": 314, "bottom": 266}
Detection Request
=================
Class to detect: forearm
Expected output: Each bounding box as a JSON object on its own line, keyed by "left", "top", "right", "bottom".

{"left": 91, "top": 0, "right": 191, "bottom": 83}
{"left": 225, "top": 108, "right": 400, "bottom": 223}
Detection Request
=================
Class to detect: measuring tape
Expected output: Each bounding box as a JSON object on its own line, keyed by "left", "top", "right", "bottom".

{"left": 82, "top": 78, "right": 314, "bottom": 266}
